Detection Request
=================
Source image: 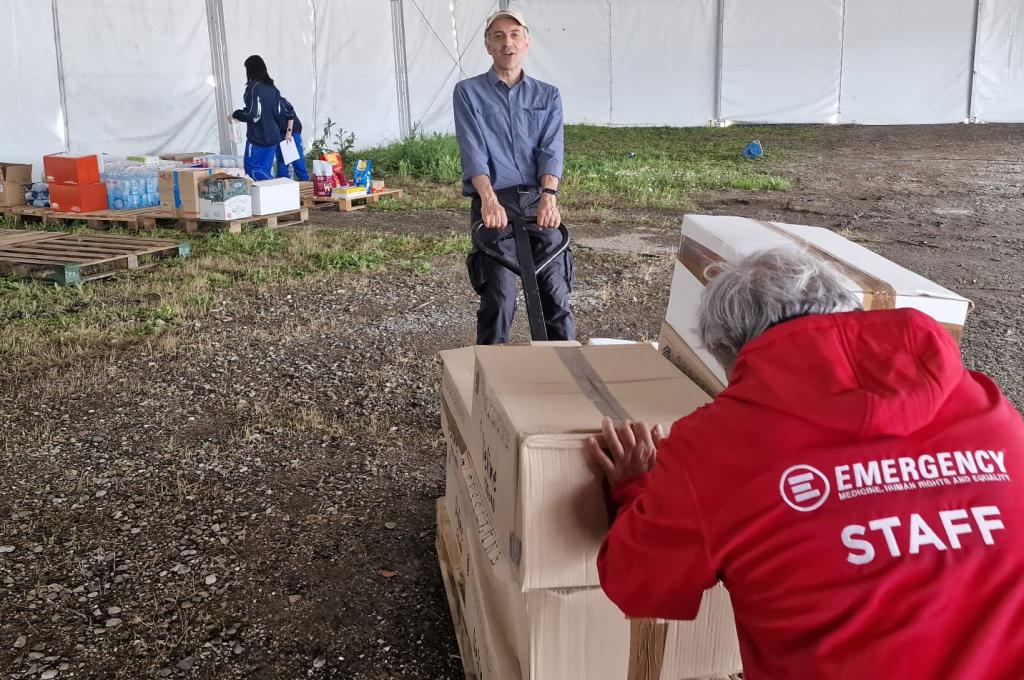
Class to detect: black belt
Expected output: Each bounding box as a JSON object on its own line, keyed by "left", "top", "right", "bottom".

{"left": 495, "top": 185, "right": 538, "bottom": 195}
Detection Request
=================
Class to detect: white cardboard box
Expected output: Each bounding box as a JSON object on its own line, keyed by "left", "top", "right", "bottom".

{"left": 250, "top": 178, "right": 300, "bottom": 215}
{"left": 662, "top": 214, "right": 973, "bottom": 392}
{"left": 199, "top": 194, "right": 251, "bottom": 220}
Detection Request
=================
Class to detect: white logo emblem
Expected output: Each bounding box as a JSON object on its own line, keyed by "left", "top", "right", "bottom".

{"left": 779, "top": 464, "right": 830, "bottom": 512}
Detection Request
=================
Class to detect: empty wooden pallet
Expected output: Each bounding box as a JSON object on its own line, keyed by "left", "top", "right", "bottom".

{"left": 0, "top": 231, "right": 190, "bottom": 284}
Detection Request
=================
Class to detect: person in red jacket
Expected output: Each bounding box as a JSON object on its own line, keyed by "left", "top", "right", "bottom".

{"left": 589, "top": 248, "right": 1024, "bottom": 680}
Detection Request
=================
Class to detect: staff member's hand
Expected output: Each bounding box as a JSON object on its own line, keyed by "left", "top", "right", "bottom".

{"left": 586, "top": 417, "right": 665, "bottom": 486}
{"left": 536, "top": 192, "right": 560, "bottom": 229}
{"left": 481, "top": 196, "right": 509, "bottom": 230}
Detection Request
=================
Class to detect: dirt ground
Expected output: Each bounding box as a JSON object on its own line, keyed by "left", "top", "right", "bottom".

{"left": 1, "top": 124, "right": 1022, "bottom": 679}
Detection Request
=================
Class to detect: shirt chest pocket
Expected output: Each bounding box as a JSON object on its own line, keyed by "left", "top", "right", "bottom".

{"left": 523, "top": 105, "right": 548, "bottom": 135}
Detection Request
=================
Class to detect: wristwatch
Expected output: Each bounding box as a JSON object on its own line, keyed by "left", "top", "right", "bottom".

{"left": 542, "top": 187, "right": 558, "bottom": 196}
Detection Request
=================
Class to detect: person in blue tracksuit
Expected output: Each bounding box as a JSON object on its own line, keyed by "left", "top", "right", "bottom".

{"left": 275, "top": 97, "right": 310, "bottom": 181}
{"left": 231, "top": 55, "right": 284, "bottom": 181}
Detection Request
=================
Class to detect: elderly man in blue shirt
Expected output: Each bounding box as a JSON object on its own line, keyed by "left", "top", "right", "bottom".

{"left": 453, "top": 9, "right": 576, "bottom": 345}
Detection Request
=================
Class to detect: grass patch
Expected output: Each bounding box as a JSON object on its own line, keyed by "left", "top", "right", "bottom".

{"left": 358, "top": 124, "right": 815, "bottom": 215}
{"left": 0, "top": 224, "right": 470, "bottom": 368}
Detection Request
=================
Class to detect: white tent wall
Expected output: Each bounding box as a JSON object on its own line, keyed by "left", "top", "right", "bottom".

{"left": 510, "top": 0, "right": 612, "bottom": 125}
{"left": 839, "top": 0, "right": 976, "bottom": 124}
{"left": 609, "top": 0, "right": 717, "bottom": 126}
{"left": 719, "top": 0, "right": 843, "bottom": 124}
{"left": 4, "top": 0, "right": 1024, "bottom": 172}
{"left": 455, "top": 0, "right": 500, "bottom": 79}
{"left": 972, "top": 0, "right": 1024, "bottom": 123}
{"left": 222, "top": 0, "right": 316, "bottom": 156}
{"left": 1, "top": 1, "right": 65, "bottom": 172}
{"left": 314, "top": 1, "right": 399, "bottom": 149}
{"left": 402, "top": 0, "right": 462, "bottom": 135}
{"left": 55, "top": 0, "right": 218, "bottom": 158}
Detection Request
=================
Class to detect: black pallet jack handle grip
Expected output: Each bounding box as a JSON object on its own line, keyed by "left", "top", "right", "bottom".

{"left": 470, "top": 218, "right": 570, "bottom": 276}
{"left": 470, "top": 217, "right": 570, "bottom": 342}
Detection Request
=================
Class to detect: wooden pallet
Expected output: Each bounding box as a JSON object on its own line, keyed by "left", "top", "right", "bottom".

{"left": 174, "top": 206, "right": 309, "bottom": 234}
{"left": 1, "top": 204, "right": 308, "bottom": 234}
{"left": 0, "top": 231, "right": 190, "bottom": 284}
{"left": 300, "top": 187, "right": 405, "bottom": 212}
{"left": 1, "top": 204, "right": 169, "bottom": 230}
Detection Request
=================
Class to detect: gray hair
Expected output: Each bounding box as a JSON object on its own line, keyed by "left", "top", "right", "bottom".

{"left": 696, "top": 248, "right": 862, "bottom": 368}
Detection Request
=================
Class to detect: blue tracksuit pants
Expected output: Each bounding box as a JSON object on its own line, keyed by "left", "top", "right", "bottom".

{"left": 275, "top": 132, "right": 310, "bottom": 181}
{"left": 244, "top": 141, "right": 277, "bottom": 181}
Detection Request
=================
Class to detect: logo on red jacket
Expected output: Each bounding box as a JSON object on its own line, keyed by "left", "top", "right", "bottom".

{"left": 780, "top": 464, "right": 831, "bottom": 512}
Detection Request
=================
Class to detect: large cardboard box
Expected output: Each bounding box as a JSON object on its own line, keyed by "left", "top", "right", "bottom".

{"left": 662, "top": 214, "right": 974, "bottom": 392}
{"left": 49, "top": 183, "right": 108, "bottom": 213}
{"left": 251, "top": 178, "right": 300, "bottom": 215}
{"left": 43, "top": 154, "right": 100, "bottom": 186}
{"left": 470, "top": 344, "right": 711, "bottom": 590}
{"left": 440, "top": 343, "right": 581, "bottom": 449}
{"left": 0, "top": 163, "right": 32, "bottom": 207}
{"left": 159, "top": 167, "right": 245, "bottom": 217}
{"left": 444, "top": 420, "right": 742, "bottom": 679}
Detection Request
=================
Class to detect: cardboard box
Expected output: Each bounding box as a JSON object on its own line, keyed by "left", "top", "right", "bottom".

{"left": 199, "top": 195, "right": 251, "bottom": 221}
{"left": 664, "top": 214, "right": 974, "bottom": 390}
{"left": 332, "top": 185, "right": 366, "bottom": 198}
{"left": 159, "top": 167, "right": 245, "bottom": 217}
{"left": 49, "top": 183, "right": 108, "bottom": 213}
{"left": 444, "top": 425, "right": 742, "bottom": 679}
{"left": 251, "top": 178, "right": 300, "bottom": 215}
{"left": 43, "top": 154, "right": 100, "bottom": 186}
{"left": 469, "top": 344, "right": 711, "bottom": 590}
{"left": 436, "top": 498, "right": 481, "bottom": 680}
{"left": 0, "top": 162, "right": 32, "bottom": 204}
{"left": 658, "top": 321, "right": 726, "bottom": 398}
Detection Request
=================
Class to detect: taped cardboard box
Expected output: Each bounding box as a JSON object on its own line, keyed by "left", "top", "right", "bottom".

{"left": 469, "top": 344, "right": 711, "bottom": 590}
{"left": 159, "top": 167, "right": 245, "bottom": 217}
{"left": 0, "top": 163, "right": 32, "bottom": 207}
{"left": 446, "top": 422, "right": 742, "bottom": 680}
{"left": 439, "top": 343, "right": 581, "bottom": 449}
{"left": 663, "top": 214, "right": 973, "bottom": 391}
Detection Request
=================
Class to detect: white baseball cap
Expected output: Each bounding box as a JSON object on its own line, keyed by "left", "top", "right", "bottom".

{"left": 485, "top": 10, "right": 528, "bottom": 33}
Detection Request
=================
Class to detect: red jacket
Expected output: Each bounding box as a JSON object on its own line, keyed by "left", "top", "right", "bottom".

{"left": 599, "top": 309, "right": 1024, "bottom": 679}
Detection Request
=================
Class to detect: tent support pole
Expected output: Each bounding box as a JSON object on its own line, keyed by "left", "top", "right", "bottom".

{"left": 711, "top": 0, "right": 726, "bottom": 126}
{"left": 966, "top": 0, "right": 983, "bottom": 123}
{"left": 51, "top": 0, "right": 71, "bottom": 152}
{"left": 391, "top": 0, "right": 413, "bottom": 139}
{"left": 835, "top": 0, "right": 847, "bottom": 124}
{"left": 205, "top": 0, "right": 235, "bottom": 154}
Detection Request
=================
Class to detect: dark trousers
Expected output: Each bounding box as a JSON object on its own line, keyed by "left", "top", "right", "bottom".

{"left": 467, "top": 188, "right": 576, "bottom": 345}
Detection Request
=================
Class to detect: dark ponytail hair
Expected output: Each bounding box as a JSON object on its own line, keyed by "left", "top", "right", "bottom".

{"left": 244, "top": 55, "right": 274, "bottom": 86}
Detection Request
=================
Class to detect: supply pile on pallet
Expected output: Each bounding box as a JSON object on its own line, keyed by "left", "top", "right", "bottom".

{"left": 436, "top": 341, "right": 743, "bottom": 679}
{"left": 0, "top": 153, "right": 308, "bottom": 233}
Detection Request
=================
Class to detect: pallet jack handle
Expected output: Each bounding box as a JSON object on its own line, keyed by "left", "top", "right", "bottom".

{"left": 470, "top": 217, "right": 570, "bottom": 342}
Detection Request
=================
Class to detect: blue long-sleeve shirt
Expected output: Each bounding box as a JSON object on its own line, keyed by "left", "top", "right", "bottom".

{"left": 453, "top": 69, "right": 564, "bottom": 196}
{"left": 232, "top": 81, "right": 284, "bottom": 148}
